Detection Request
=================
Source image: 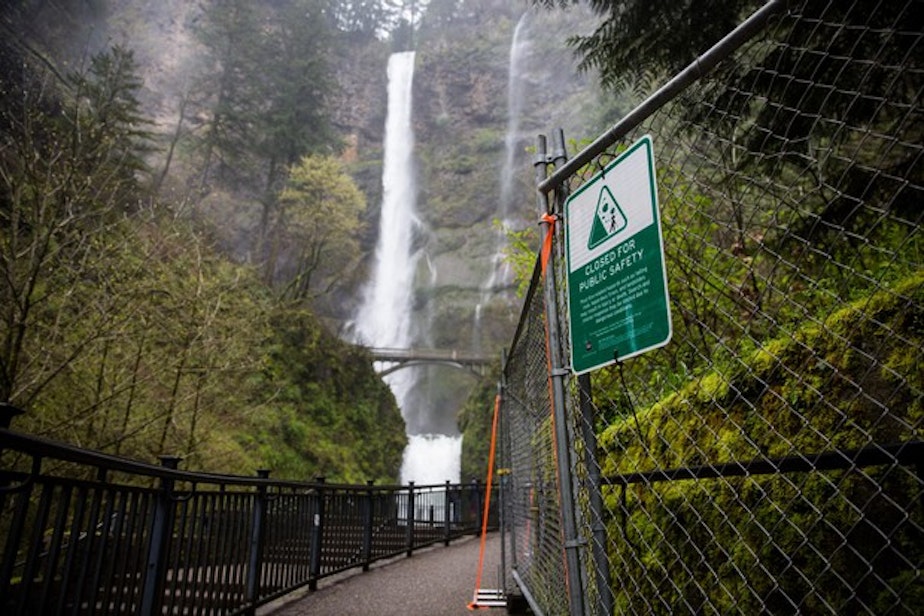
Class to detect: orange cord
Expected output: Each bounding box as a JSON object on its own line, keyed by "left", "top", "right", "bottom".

{"left": 467, "top": 393, "right": 501, "bottom": 611}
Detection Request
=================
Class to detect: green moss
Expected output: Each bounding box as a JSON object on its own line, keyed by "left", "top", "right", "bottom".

{"left": 695, "top": 372, "right": 730, "bottom": 403}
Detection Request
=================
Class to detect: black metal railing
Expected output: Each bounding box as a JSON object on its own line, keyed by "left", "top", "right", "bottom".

{"left": 0, "top": 416, "right": 495, "bottom": 615}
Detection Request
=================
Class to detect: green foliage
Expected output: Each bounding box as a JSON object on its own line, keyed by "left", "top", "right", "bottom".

{"left": 0, "top": 36, "right": 407, "bottom": 483}
{"left": 457, "top": 369, "right": 501, "bottom": 482}
{"left": 250, "top": 309, "right": 406, "bottom": 483}
{"left": 0, "top": 44, "right": 151, "bottom": 407}
{"left": 502, "top": 221, "right": 539, "bottom": 297}
{"left": 272, "top": 155, "right": 367, "bottom": 301}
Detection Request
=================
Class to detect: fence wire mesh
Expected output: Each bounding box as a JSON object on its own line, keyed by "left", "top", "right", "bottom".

{"left": 500, "top": 1, "right": 922, "bottom": 614}
{"left": 502, "top": 266, "right": 573, "bottom": 616}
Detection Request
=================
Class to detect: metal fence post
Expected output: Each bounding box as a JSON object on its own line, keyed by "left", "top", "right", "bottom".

{"left": 140, "top": 455, "right": 180, "bottom": 616}
{"left": 499, "top": 351, "right": 518, "bottom": 591}
{"left": 308, "top": 476, "right": 325, "bottom": 591}
{"left": 0, "top": 404, "right": 25, "bottom": 507}
{"left": 536, "top": 131, "right": 586, "bottom": 616}
{"left": 578, "top": 374, "right": 614, "bottom": 616}
{"left": 444, "top": 480, "right": 452, "bottom": 545}
{"left": 473, "top": 479, "right": 482, "bottom": 535}
{"left": 363, "top": 480, "right": 374, "bottom": 571}
{"left": 244, "top": 469, "right": 270, "bottom": 614}
{"left": 496, "top": 386, "right": 507, "bottom": 586}
{"left": 405, "top": 482, "right": 415, "bottom": 556}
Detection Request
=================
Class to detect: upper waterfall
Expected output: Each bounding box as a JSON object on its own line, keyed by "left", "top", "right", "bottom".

{"left": 472, "top": 12, "right": 532, "bottom": 351}
{"left": 354, "top": 51, "right": 419, "bottom": 356}
{"left": 353, "top": 51, "right": 462, "bottom": 486}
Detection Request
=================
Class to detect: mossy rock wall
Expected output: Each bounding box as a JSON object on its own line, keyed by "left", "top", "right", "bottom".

{"left": 598, "top": 273, "right": 923, "bottom": 612}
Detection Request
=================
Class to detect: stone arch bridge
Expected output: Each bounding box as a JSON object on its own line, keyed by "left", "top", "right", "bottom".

{"left": 366, "top": 347, "right": 494, "bottom": 377}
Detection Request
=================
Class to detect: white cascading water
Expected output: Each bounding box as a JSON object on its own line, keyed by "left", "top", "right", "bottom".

{"left": 499, "top": 12, "right": 531, "bottom": 223}
{"left": 473, "top": 12, "right": 531, "bottom": 349}
{"left": 353, "top": 51, "right": 461, "bottom": 486}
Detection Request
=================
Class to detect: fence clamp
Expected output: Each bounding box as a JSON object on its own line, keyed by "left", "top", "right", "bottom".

{"left": 564, "top": 538, "right": 587, "bottom": 550}
{"left": 549, "top": 368, "right": 570, "bottom": 378}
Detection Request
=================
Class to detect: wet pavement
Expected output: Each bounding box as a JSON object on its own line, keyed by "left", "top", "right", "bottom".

{"left": 260, "top": 533, "right": 504, "bottom": 616}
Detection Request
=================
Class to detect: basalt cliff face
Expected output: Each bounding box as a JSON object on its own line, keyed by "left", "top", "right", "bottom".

{"left": 339, "top": 6, "right": 610, "bottom": 367}
{"left": 12, "top": 1, "right": 611, "bottom": 359}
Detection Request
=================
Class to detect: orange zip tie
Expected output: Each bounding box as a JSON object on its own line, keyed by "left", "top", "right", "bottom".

{"left": 540, "top": 213, "right": 557, "bottom": 275}
{"left": 467, "top": 392, "right": 501, "bottom": 611}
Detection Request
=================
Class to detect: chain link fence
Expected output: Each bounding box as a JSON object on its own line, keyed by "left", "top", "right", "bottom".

{"left": 499, "top": 1, "right": 922, "bottom": 614}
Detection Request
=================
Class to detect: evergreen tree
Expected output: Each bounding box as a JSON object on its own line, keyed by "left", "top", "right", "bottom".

{"left": 533, "top": 0, "right": 757, "bottom": 92}
{"left": 535, "top": 0, "right": 921, "bottom": 243}
{"left": 70, "top": 44, "right": 153, "bottom": 200}
{"left": 193, "top": 0, "right": 264, "bottom": 188}
{"left": 193, "top": 0, "right": 339, "bottom": 281}
{"left": 329, "top": 0, "right": 396, "bottom": 38}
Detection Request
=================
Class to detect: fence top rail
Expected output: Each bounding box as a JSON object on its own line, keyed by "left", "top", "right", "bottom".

{"left": 504, "top": 256, "right": 543, "bottom": 375}
{"left": 537, "top": 0, "right": 785, "bottom": 195}
{"left": 0, "top": 428, "right": 476, "bottom": 493}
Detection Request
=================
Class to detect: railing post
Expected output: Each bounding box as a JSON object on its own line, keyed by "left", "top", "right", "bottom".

{"left": 244, "top": 469, "right": 270, "bottom": 615}
{"left": 0, "top": 403, "right": 24, "bottom": 430}
{"left": 473, "top": 478, "right": 483, "bottom": 535}
{"left": 0, "top": 403, "right": 25, "bottom": 497}
{"left": 0, "top": 404, "right": 31, "bottom": 607}
{"left": 0, "top": 404, "right": 24, "bottom": 471}
{"left": 308, "top": 477, "right": 325, "bottom": 591}
{"left": 140, "top": 455, "right": 181, "bottom": 616}
{"left": 405, "top": 482, "right": 415, "bottom": 557}
{"left": 443, "top": 480, "right": 451, "bottom": 545}
{"left": 362, "top": 480, "right": 374, "bottom": 571}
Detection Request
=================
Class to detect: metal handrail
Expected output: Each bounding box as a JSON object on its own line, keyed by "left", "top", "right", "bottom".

{"left": 0, "top": 426, "right": 496, "bottom": 615}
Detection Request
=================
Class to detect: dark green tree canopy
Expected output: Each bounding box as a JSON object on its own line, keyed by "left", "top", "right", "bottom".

{"left": 533, "top": 0, "right": 758, "bottom": 92}
{"left": 70, "top": 45, "right": 153, "bottom": 195}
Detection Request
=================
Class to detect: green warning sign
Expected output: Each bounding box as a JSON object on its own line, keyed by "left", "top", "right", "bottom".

{"left": 564, "top": 135, "right": 671, "bottom": 374}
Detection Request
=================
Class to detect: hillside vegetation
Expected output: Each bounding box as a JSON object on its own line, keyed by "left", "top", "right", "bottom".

{"left": 0, "top": 1, "right": 407, "bottom": 482}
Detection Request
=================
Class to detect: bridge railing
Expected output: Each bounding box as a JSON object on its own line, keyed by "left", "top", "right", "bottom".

{"left": 367, "top": 347, "right": 492, "bottom": 364}
{"left": 366, "top": 347, "right": 494, "bottom": 377}
{"left": 0, "top": 415, "right": 495, "bottom": 615}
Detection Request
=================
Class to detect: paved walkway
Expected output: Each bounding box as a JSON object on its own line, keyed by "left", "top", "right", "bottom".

{"left": 260, "top": 534, "right": 504, "bottom": 616}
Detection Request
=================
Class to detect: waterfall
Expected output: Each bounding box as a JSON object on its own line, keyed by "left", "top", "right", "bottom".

{"left": 473, "top": 12, "right": 531, "bottom": 351}
{"left": 354, "top": 51, "right": 461, "bottom": 486}
{"left": 500, "top": 12, "right": 531, "bottom": 221}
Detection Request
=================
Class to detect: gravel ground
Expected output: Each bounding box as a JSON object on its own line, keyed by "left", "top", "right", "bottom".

{"left": 259, "top": 533, "right": 504, "bottom": 616}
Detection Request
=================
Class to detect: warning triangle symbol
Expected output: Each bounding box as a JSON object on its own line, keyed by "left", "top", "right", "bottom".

{"left": 588, "top": 185, "right": 627, "bottom": 249}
